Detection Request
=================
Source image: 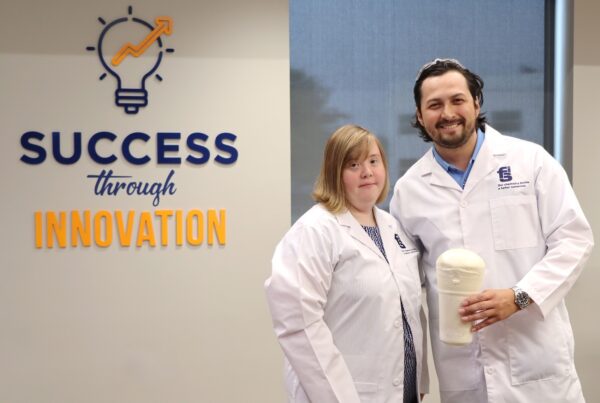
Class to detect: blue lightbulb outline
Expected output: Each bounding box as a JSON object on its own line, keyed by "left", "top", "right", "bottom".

{"left": 94, "top": 11, "right": 167, "bottom": 114}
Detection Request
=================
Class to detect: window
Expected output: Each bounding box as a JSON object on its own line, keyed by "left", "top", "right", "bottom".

{"left": 291, "top": 0, "right": 560, "bottom": 220}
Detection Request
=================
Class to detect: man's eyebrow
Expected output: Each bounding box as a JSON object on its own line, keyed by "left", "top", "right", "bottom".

{"left": 425, "top": 92, "right": 468, "bottom": 103}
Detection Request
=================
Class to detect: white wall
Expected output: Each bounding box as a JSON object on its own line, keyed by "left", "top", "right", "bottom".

{"left": 571, "top": 1, "right": 600, "bottom": 401}
{"left": 0, "top": 1, "right": 289, "bottom": 402}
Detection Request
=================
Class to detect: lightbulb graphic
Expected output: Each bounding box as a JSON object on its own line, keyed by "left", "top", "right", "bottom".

{"left": 87, "top": 6, "right": 174, "bottom": 114}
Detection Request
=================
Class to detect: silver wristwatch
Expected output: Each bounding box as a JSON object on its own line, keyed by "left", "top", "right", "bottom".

{"left": 511, "top": 286, "right": 531, "bottom": 310}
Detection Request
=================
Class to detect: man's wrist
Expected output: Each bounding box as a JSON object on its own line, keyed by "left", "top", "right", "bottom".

{"left": 511, "top": 286, "right": 531, "bottom": 310}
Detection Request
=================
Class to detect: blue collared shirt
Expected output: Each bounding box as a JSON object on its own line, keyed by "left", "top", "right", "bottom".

{"left": 432, "top": 129, "right": 485, "bottom": 188}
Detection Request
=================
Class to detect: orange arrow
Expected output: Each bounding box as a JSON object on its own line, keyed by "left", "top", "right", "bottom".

{"left": 111, "top": 16, "right": 173, "bottom": 66}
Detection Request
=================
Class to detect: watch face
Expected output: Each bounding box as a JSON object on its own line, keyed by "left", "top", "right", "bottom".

{"left": 513, "top": 287, "right": 530, "bottom": 309}
{"left": 516, "top": 290, "right": 530, "bottom": 309}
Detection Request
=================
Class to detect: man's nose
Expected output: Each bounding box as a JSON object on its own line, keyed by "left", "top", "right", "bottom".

{"left": 441, "top": 103, "right": 455, "bottom": 119}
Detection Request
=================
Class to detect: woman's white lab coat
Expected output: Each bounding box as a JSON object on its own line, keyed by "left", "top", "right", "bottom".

{"left": 391, "top": 125, "right": 594, "bottom": 403}
{"left": 265, "top": 204, "right": 427, "bottom": 402}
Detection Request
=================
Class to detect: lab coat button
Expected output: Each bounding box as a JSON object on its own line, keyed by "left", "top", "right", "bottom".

{"left": 393, "top": 378, "right": 401, "bottom": 387}
{"left": 460, "top": 201, "right": 468, "bottom": 208}
{"left": 486, "top": 368, "right": 493, "bottom": 375}
{"left": 394, "top": 320, "right": 401, "bottom": 328}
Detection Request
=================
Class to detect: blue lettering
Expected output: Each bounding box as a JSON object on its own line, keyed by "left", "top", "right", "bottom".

{"left": 157, "top": 132, "right": 181, "bottom": 164}
{"left": 52, "top": 131, "right": 82, "bottom": 165}
{"left": 122, "top": 132, "right": 150, "bottom": 165}
{"left": 20, "top": 131, "right": 46, "bottom": 164}
{"left": 19, "top": 131, "right": 239, "bottom": 166}
{"left": 214, "top": 132, "right": 238, "bottom": 164}
{"left": 186, "top": 132, "right": 210, "bottom": 164}
{"left": 87, "top": 169, "right": 177, "bottom": 206}
{"left": 88, "top": 131, "right": 117, "bottom": 164}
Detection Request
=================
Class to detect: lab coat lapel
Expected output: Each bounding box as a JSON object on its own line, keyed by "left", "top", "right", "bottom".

{"left": 419, "top": 149, "right": 462, "bottom": 191}
{"left": 336, "top": 209, "right": 387, "bottom": 262}
{"left": 462, "top": 126, "right": 507, "bottom": 197}
{"left": 374, "top": 208, "right": 398, "bottom": 264}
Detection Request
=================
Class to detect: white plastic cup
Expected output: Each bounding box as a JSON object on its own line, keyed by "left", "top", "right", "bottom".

{"left": 436, "top": 248, "right": 486, "bottom": 346}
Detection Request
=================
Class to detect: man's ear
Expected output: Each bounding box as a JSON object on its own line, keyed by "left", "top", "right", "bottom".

{"left": 416, "top": 108, "right": 424, "bottom": 126}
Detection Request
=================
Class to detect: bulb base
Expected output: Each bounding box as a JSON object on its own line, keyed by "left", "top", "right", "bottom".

{"left": 115, "top": 88, "right": 148, "bottom": 114}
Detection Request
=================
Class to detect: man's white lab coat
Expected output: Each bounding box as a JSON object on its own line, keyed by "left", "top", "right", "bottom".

{"left": 391, "top": 125, "right": 593, "bottom": 403}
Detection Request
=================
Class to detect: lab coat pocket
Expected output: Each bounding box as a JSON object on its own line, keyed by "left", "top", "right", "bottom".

{"left": 392, "top": 252, "right": 420, "bottom": 287}
{"left": 507, "top": 311, "right": 570, "bottom": 385}
{"left": 354, "top": 382, "right": 378, "bottom": 402}
{"left": 403, "top": 256, "right": 422, "bottom": 307}
{"left": 490, "top": 195, "right": 540, "bottom": 250}
{"left": 404, "top": 252, "right": 421, "bottom": 283}
{"left": 344, "top": 355, "right": 380, "bottom": 402}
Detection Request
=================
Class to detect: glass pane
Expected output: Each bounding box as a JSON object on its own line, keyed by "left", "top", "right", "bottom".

{"left": 291, "top": 0, "right": 546, "bottom": 221}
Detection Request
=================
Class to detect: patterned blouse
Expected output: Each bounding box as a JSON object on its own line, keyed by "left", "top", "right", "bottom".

{"left": 362, "top": 225, "right": 418, "bottom": 403}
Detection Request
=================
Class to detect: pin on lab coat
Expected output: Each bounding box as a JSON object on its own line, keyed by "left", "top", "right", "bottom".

{"left": 265, "top": 204, "right": 427, "bottom": 403}
{"left": 391, "top": 125, "right": 594, "bottom": 403}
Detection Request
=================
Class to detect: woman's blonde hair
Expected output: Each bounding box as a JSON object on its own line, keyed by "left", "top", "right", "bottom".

{"left": 312, "top": 124, "right": 389, "bottom": 213}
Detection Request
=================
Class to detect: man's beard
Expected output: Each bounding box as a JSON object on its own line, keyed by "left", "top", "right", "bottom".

{"left": 431, "top": 119, "right": 475, "bottom": 149}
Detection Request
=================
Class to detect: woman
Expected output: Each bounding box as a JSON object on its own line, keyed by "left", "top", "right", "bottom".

{"left": 265, "top": 125, "right": 427, "bottom": 402}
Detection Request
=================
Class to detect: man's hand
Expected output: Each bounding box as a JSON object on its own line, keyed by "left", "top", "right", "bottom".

{"left": 458, "top": 288, "right": 518, "bottom": 332}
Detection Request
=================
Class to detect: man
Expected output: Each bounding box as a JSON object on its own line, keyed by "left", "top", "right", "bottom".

{"left": 390, "top": 58, "right": 594, "bottom": 403}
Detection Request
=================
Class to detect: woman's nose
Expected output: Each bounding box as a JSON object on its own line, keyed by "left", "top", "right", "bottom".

{"left": 361, "top": 165, "right": 373, "bottom": 177}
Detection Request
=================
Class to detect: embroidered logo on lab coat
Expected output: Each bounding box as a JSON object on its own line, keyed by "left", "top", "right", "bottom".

{"left": 497, "top": 166, "right": 513, "bottom": 182}
{"left": 496, "top": 166, "right": 531, "bottom": 191}
{"left": 395, "top": 234, "right": 406, "bottom": 249}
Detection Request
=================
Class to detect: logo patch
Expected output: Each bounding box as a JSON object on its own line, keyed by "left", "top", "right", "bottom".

{"left": 497, "top": 166, "right": 512, "bottom": 182}
{"left": 395, "top": 234, "right": 406, "bottom": 249}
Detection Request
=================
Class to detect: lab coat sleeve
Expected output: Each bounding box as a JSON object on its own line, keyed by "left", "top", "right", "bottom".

{"left": 264, "top": 221, "right": 361, "bottom": 403}
{"left": 517, "top": 149, "right": 594, "bottom": 318}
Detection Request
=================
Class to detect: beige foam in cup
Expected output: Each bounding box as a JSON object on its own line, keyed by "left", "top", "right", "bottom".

{"left": 436, "top": 248, "right": 485, "bottom": 346}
